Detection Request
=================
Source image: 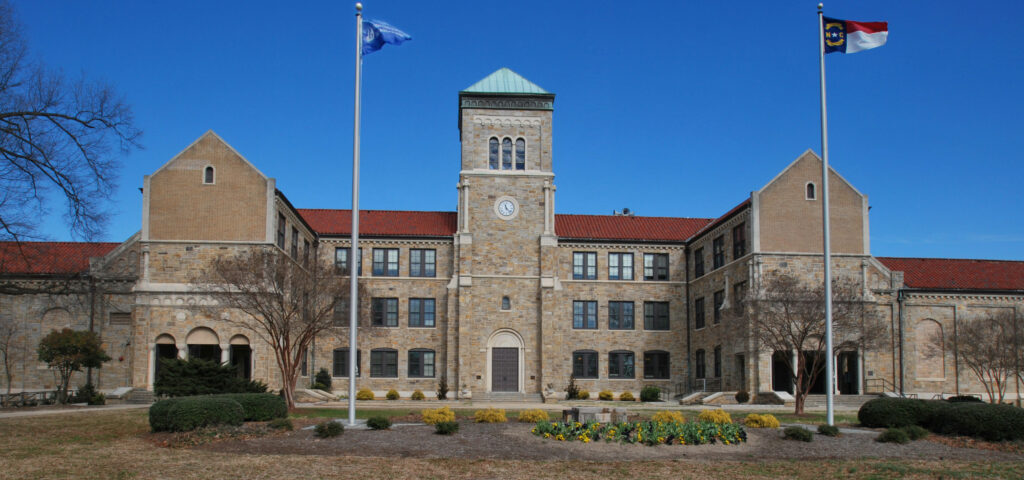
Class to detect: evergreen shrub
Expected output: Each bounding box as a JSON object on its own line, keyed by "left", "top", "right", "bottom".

{"left": 474, "top": 408, "right": 507, "bottom": 423}
{"left": 157, "top": 396, "right": 244, "bottom": 432}
{"left": 651, "top": 410, "right": 686, "bottom": 424}
{"left": 154, "top": 358, "right": 267, "bottom": 397}
{"left": 216, "top": 393, "right": 286, "bottom": 421}
{"left": 411, "top": 389, "right": 425, "bottom": 400}
{"left": 314, "top": 420, "right": 343, "bottom": 438}
{"left": 422, "top": 406, "right": 456, "bottom": 424}
{"left": 619, "top": 392, "right": 635, "bottom": 401}
{"left": 783, "top": 426, "right": 813, "bottom": 442}
{"left": 386, "top": 389, "right": 400, "bottom": 400}
{"left": 877, "top": 428, "right": 910, "bottom": 444}
{"left": 314, "top": 368, "right": 332, "bottom": 391}
{"left": 356, "top": 388, "right": 374, "bottom": 400}
{"left": 518, "top": 409, "right": 549, "bottom": 423}
{"left": 744, "top": 414, "right": 780, "bottom": 428}
{"left": 817, "top": 424, "right": 840, "bottom": 437}
{"left": 857, "top": 397, "right": 941, "bottom": 428}
{"left": 598, "top": 390, "right": 613, "bottom": 401}
{"left": 367, "top": 416, "right": 391, "bottom": 430}
{"left": 640, "top": 386, "right": 661, "bottom": 402}
{"left": 735, "top": 391, "right": 750, "bottom": 404}
{"left": 435, "top": 421, "right": 459, "bottom": 435}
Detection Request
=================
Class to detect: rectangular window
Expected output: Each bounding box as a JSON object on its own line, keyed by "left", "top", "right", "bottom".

{"left": 608, "top": 253, "right": 634, "bottom": 280}
{"left": 643, "top": 301, "right": 670, "bottom": 330}
{"left": 572, "top": 252, "right": 597, "bottom": 280}
{"left": 608, "top": 351, "right": 635, "bottom": 379}
{"left": 713, "top": 290, "right": 724, "bottom": 324}
{"left": 714, "top": 346, "right": 722, "bottom": 378}
{"left": 572, "top": 351, "right": 599, "bottom": 379}
{"left": 409, "top": 249, "right": 436, "bottom": 277}
{"left": 370, "top": 350, "right": 398, "bottom": 377}
{"left": 694, "top": 297, "right": 705, "bottom": 329}
{"left": 712, "top": 235, "right": 725, "bottom": 269}
{"left": 643, "top": 351, "right": 670, "bottom": 379}
{"left": 695, "top": 350, "right": 706, "bottom": 379}
{"left": 408, "top": 350, "right": 435, "bottom": 377}
{"left": 291, "top": 227, "right": 299, "bottom": 259}
{"left": 608, "top": 301, "right": 634, "bottom": 330}
{"left": 733, "top": 281, "right": 747, "bottom": 308}
{"left": 276, "top": 214, "right": 286, "bottom": 249}
{"left": 409, "top": 298, "right": 436, "bottom": 328}
{"left": 694, "top": 247, "right": 705, "bottom": 278}
{"left": 303, "top": 239, "right": 311, "bottom": 265}
{"left": 334, "top": 247, "right": 363, "bottom": 275}
{"left": 371, "top": 298, "right": 398, "bottom": 327}
{"left": 372, "top": 248, "right": 399, "bottom": 276}
{"left": 732, "top": 223, "right": 746, "bottom": 259}
{"left": 332, "top": 348, "right": 360, "bottom": 377}
{"left": 301, "top": 353, "right": 307, "bottom": 377}
{"left": 332, "top": 298, "right": 349, "bottom": 326}
{"left": 109, "top": 312, "right": 131, "bottom": 325}
{"left": 572, "top": 300, "right": 597, "bottom": 329}
{"left": 643, "top": 253, "right": 669, "bottom": 281}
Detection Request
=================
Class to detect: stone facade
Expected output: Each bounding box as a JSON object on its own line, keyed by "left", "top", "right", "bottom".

{"left": 1, "top": 69, "right": 1022, "bottom": 402}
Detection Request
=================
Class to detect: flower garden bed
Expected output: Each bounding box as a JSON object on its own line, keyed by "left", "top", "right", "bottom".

{"left": 531, "top": 420, "right": 746, "bottom": 446}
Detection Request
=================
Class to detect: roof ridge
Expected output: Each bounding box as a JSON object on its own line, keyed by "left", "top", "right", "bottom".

{"left": 879, "top": 256, "right": 1024, "bottom": 264}
{"left": 0, "top": 241, "right": 121, "bottom": 246}
{"left": 296, "top": 208, "right": 456, "bottom": 214}
{"left": 555, "top": 213, "right": 715, "bottom": 221}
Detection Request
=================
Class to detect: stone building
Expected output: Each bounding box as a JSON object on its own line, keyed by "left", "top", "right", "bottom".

{"left": 1, "top": 68, "right": 1022, "bottom": 402}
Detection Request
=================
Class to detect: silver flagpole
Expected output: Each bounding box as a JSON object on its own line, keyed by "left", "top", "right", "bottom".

{"left": 817, "top": 3, "right": 835, "bottom": 426}
{"left": 349, "top": 1, "right": 363, "bottom": 427}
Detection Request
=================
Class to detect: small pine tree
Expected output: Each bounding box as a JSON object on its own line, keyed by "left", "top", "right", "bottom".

{"left": 314, "top": 368, "right": 332, "bottom": 390}
{"left": 436, "top": 375, "right": 449, "bottom": 400}
{"left": 565, "top": 374, "right": 580, "bottom": 400}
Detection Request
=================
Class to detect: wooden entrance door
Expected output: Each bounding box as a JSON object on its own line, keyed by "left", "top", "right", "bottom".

{"left": 492, "top": 347, "right": 518, "bottom": 392}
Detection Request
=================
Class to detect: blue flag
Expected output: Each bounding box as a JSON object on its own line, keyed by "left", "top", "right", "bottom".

{"left": 362, "top": 19, "right": 411, "bottom": 56}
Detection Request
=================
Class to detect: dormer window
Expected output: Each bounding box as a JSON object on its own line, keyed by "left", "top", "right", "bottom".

{"left": 203, "top": 166, "right": 215, "bottom": 184}
{"left": 488, "top": 137, "right": 527, "bottom": 170}
{"left": 806, "top": 182, "right": 816, "bottom": 200}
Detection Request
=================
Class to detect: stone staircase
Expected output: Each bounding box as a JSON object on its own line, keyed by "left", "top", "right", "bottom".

{"left": 473, "top": 392, "right": 544, "bottom": 403}
{"left": 125, "top": 389, "right": 155, "bottom": 404}
{"left": 801, "top": 394, "right": 879, "bottom": 409}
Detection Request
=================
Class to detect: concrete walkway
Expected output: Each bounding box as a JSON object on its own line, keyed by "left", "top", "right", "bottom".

{"left": 302, "top": 399, "right": 862, "bottom": 413}
{"left": 0, "top": 403, "right": 149, "bottom": 419}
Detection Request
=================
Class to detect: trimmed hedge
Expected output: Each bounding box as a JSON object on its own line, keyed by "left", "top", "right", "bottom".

{"left": 877, "top": 428, "right": 910, "bottom": 444}
{"left": 921, "top": 402, "right": 1024, "bottom": 441}
{"left": 217, "top": 393, "right": 287, "bottom": 421}
{"left": 148, "top": 398, "right": 177, "bottom": 432}
{"left": 150, "top": 396, "right": 244, "bottom": 432}
{"left": 857, "top": 397, "right": 941, "bottom": 428}
{"left": 783, "top": 426, "right": 813, "bottom": 442}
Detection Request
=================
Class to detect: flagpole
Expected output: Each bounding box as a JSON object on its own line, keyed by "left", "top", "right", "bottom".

{"left": 817, "top": 3, "right": 835, "bottom": 427}
{"left": 348, "top": 1, "right": 363, "bottom": 427}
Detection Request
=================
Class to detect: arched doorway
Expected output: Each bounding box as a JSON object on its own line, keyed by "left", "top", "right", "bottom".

{"left": 186, "top": 327, "right": 221, "bottom": 364}
{"left": 154, "top": 334, "right": 178, "bottom": 384}
{"left": 229, "top": 335, "right": 252, "bottom": 380}
{"left": 487, "top": 329, "right": 524, "bottom": 393}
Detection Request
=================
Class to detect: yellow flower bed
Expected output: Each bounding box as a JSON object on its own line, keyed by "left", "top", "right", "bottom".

{"left": 518, "top": 409, "right": 550, "bottom": 423}
{"left": 474, "top": 407, "right": 508, "bottom": 423}
{"left": 743, "top": 413, "right": 780, "bottom": 428}
{"left": 697, "top": 408, "right": 732, "bottom": 424}
{"left": 421, "top": 406, "right": 455, "bottom": 425}
{"left": 651, "top": 410, "right": 687, "bottom": 424}
{"left": 355, "top": 388, "right": 374, "bottom": 400}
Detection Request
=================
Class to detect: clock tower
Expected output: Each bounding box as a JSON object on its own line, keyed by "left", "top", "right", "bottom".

{"left": 451, "top": 68, "right": 557, "bottom": 397}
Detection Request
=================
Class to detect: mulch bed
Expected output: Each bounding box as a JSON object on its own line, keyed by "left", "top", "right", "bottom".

{"left": 199, "top": 421, "right": 1024, "bottom": 462}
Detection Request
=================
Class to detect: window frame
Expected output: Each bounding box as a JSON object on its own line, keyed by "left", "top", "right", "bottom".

{"left": 643, "top": 253, "right": 669, "bottom": 281}
{"left": 608, "top": 252, "right": 634, "bottom": 281}
{"left": 276, "top": 214, "right": 286, "bottom": 249}
{"left": 332, "top": 297, "right": 350, "bottom": 326}
{"left": 334, "top": 247, "right": 363, "bottom": 275}
{"left": 572, "top": 350, "right": 599, "bottom": 379}
{"left": 608, "top": 301, "right": 635, "bottom": 330}
{"left": 714, "top": 345, "right": 722, "bottom": 378}
{"left": 806, "top": 182, "right": 817, "bottom": 200}
{"left": 572, "top": 300, "right": 598, "bottom": 330}
{"left": 409, "top": 248, "right": 436, "bottom": 277}
{"left": 371, "top": 297, "right": 399, "bottom": 327}
{"left": 712, "top": 235, "right": 725, "bottom": 269}
{"left": 572, "top": 251, "right": 597, "bottom": 280}
{"left": 694, "top": 297, "right": 706, "bottom": 330}
{"left": 643, "top": 350, "right": 670, "bottom": 380}
{"left": 693, "top": 247, "right": 705, "bottom": 278}
{"left": 290, "top": 227, "right": 299, "bottom": 259}
{"left": 643, "top": 301, "right": 670, "bottom": 331}
{"left": 370, "top": 348, "right": 398, "bottom": 378}
{"left": 695, "top": 349, "right": 706, "bottom": 379}
{"left": 501, "top": 137, "right": 513, "bottom": 170}
{"left": 514, "top": 137, "right": 526, "bottom": 170}
{"left": 488, "top": 137, "right": 500, "bottom": 169}
{"left": 713, "top": 290, "right": 724, "bottom": 325}
{"left": 408, "top": 349, "right": 435, "bottom": 378}
{"left": 408, "top": 298, "right": 436, "bottom": 328}
{"left": 608, "top": 350, "right": 635, "bottom": 379}
{"left": 372, "top": 248, "right": 400, "bottom": 277}
{"left": 203, "top": 165, "right": 215, "bottom": 184}
{"left": 332, "top": 348, "right": 361, "bottom": 377}
{"left": 732, "top": 223, "right": 747, "bottom": 259}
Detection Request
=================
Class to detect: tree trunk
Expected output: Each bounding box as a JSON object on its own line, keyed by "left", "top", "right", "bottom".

{"left": 793, "top": 355, "right": 806, "bottom": 415}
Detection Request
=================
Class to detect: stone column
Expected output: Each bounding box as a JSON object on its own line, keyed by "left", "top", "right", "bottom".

{"left": 856, "top": 348, "right": 864, "bottom": 395}
{"left": 833, "top": 352, "right": 840, "bottom": 396}
{"left": 220, "top": 344, "right": 230, "bottom": 365}
{"left": 177, "top": 344, "right": 187, "bottom": 359}
{"left": 790, "top": 350, "right": 798, "bottom": 394}
{"left": 147, "top": 343, "right": 156, "bottom": 391}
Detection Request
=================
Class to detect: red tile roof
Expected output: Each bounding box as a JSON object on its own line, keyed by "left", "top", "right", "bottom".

{"left": 555, "top": 214, "right": 713, "bottom": 243}
{"left": 878, "top": 257, "right": 1024, "bottom": 292}
{"left": 298, "top": 209, "right": 458, "bottom": 237}
{"left": 0, "top": 241, "right": 120, "bottom": 275}
{"left": 686, "top": 199, "right": 751, "bottom": 242}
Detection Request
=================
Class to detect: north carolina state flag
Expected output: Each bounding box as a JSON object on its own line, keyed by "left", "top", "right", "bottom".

{"left": 823, "top": 17, "right": 888, "bottom": 54}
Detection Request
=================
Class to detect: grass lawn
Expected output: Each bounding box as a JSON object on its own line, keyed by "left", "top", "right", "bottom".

{"left": 1, "top": 409, "right": 1022, "bottom": 479}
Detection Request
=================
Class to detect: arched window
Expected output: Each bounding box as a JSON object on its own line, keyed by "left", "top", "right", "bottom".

{"left": 488, "top": 137, "right": 499, "bottom": 169}
{"left": 806, "top": 182, "right": 816, "bottom": 200}
{"left": 572, "top": 350, "right": 598, "bottom": 378}
{"left": 204, "top": 166, "right": 215, "bottom": 184}
{"left": 515, "top": 138, "right": 525, "bottom": 170}
{"left": 915, "top": 319, "right": 945, "bottom": 379}
{"left": 501, "top": 138, "right": 512, "bottom": 170}
{"left": 501, "top": 296, "right": 511, "bottom": 310}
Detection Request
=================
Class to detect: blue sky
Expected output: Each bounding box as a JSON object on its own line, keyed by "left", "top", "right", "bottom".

{"left": 16, "top": 0, "right": 1024, "bottom": 260}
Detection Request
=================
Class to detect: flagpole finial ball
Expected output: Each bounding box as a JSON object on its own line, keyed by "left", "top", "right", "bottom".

{"left": 817, "top": 3, "right": 823, "bottom": 10}
{"left": 355, "top": 2, "right": 363, "bottom": 11}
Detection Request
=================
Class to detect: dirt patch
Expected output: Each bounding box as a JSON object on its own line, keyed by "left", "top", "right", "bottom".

{"left": 200, "top": 421, "right": 1024, "bottom": 462}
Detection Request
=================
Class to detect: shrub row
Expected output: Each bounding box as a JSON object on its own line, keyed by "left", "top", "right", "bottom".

{"left": 149, "top": 393, "right": 285, "bottom": 432}
{"left": 858, "top": 397, "right": 1024, "bottom": 441}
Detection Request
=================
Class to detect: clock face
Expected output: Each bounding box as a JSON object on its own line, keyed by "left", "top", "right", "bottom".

{"left": 498, "top": 200, "right": 516, "bottom": 217}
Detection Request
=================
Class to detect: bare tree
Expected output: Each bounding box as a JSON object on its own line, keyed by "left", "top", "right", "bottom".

{"left": 744, "top": 273, "right": 884, "bottom": 414}
{"left": 947, "top": 310, "right": 1019, "bottom": 403}
{"left": 0, "top": 312, "right": 18, "bottom": 404}
{"left": 198, "top": 247, "right": 348, "bottom": 409}
{"left": 0, "top": 0, "right": 141, "bottom": 243}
